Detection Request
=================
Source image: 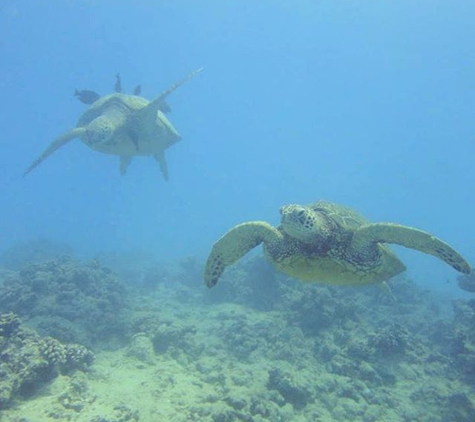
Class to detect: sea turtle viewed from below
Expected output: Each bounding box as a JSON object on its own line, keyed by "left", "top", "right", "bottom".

{"left": 24, "top": 68, "right": 203, "bottom": 180}
{"left": 205, "top": 200, "right": 471, "bottom": 288}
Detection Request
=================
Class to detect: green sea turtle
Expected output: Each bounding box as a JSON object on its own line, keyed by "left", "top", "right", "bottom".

{"left": 24, "top": 68, "right": 202, "bottom": 180}
{"left": 205, "top": 200, "right": 471, "bottom": 288}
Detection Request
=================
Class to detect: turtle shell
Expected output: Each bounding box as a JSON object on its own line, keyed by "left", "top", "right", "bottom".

{"left": 310, "top": 200, "right": 369, "bottom": 232}
{"left": 77, "top": 93, "right": 148, "bottom": 127}
{"left": 75, "top": 93, "right": 179, "bottom": 157}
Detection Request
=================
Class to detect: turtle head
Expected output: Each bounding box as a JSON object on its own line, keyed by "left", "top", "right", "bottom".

{"left": 280, "top": 204, "right": 330, "bottom": 244}
{"left": 85, "top": 115, "right": 115, "bottom": 147}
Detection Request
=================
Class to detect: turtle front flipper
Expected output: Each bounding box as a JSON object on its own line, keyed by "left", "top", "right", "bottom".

{"left": 352, "top": 223, "right": 471, "bottom": 274}
{"left": 146, "top": 68, "right": 203, "bottom": 114}
{"left": 24, "top": 127, "right": 86, "bottom": 176}
{"left": 205, "top": 222, "right": 283, "bottom": 288}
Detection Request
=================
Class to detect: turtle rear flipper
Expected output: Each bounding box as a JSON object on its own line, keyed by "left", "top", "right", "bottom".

{"left": 120, "top": 156, "right": 132, "bottom": 175}
{"left": 24, "top": 127, "right": 86, "bottom": 176}
{"left": 352, "top": 223, "right": 471, "bottom": 274}
{"left": 205, "top": 221, "right": 282, "bottom": 288}
{"left": 153, "top": 152, "right": 169, "bottom": 181}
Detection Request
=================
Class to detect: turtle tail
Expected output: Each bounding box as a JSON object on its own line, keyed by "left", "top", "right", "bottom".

{"left": 23, "top": 127, "right": 86, "bottom": 176}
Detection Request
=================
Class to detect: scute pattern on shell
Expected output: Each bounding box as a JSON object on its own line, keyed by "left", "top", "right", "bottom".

{"left": 76, "top": 94, "right": 149, "bottom": 128}
{"left": 311, "top": 200, "right": 368, "bottom": 232}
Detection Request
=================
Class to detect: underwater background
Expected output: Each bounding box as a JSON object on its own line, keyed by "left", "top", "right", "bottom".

{"left": 1, "top": 0, "right": 475, "bottom": 421}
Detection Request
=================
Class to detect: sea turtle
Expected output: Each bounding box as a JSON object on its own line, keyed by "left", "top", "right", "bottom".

{"left": 205, "top": 200, "right": 471, "bottom": 288}
{"left": 24, "top": 68, "right": 202, "bottom": 180}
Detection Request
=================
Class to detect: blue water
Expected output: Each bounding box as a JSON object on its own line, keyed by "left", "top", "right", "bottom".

{"left": 1, "top": 0, "right": 474, "bottom": 292}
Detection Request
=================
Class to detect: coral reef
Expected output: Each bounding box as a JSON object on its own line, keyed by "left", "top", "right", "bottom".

{"left": 1, "top": 248, "right": 474, "bottom": 421}
{"left": 368, "top": 323, "right": 409, "bottom": 357}
{"left": 449, "top": 299, "right": 475, "bottom": 384}
{"left": 0, "top": 313, "right": 93, "bottom": 409}
{"left": 267, "top": 367, "right": 314, "bottom": 409}
{"left": 0, "top": 256, "right": 128, "bottom": 347}
{"left": 194, "top": 269, "right": 475, "bottom": 421}
{"left": 205, "top": 256, "right": 281, "bottom": 311}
